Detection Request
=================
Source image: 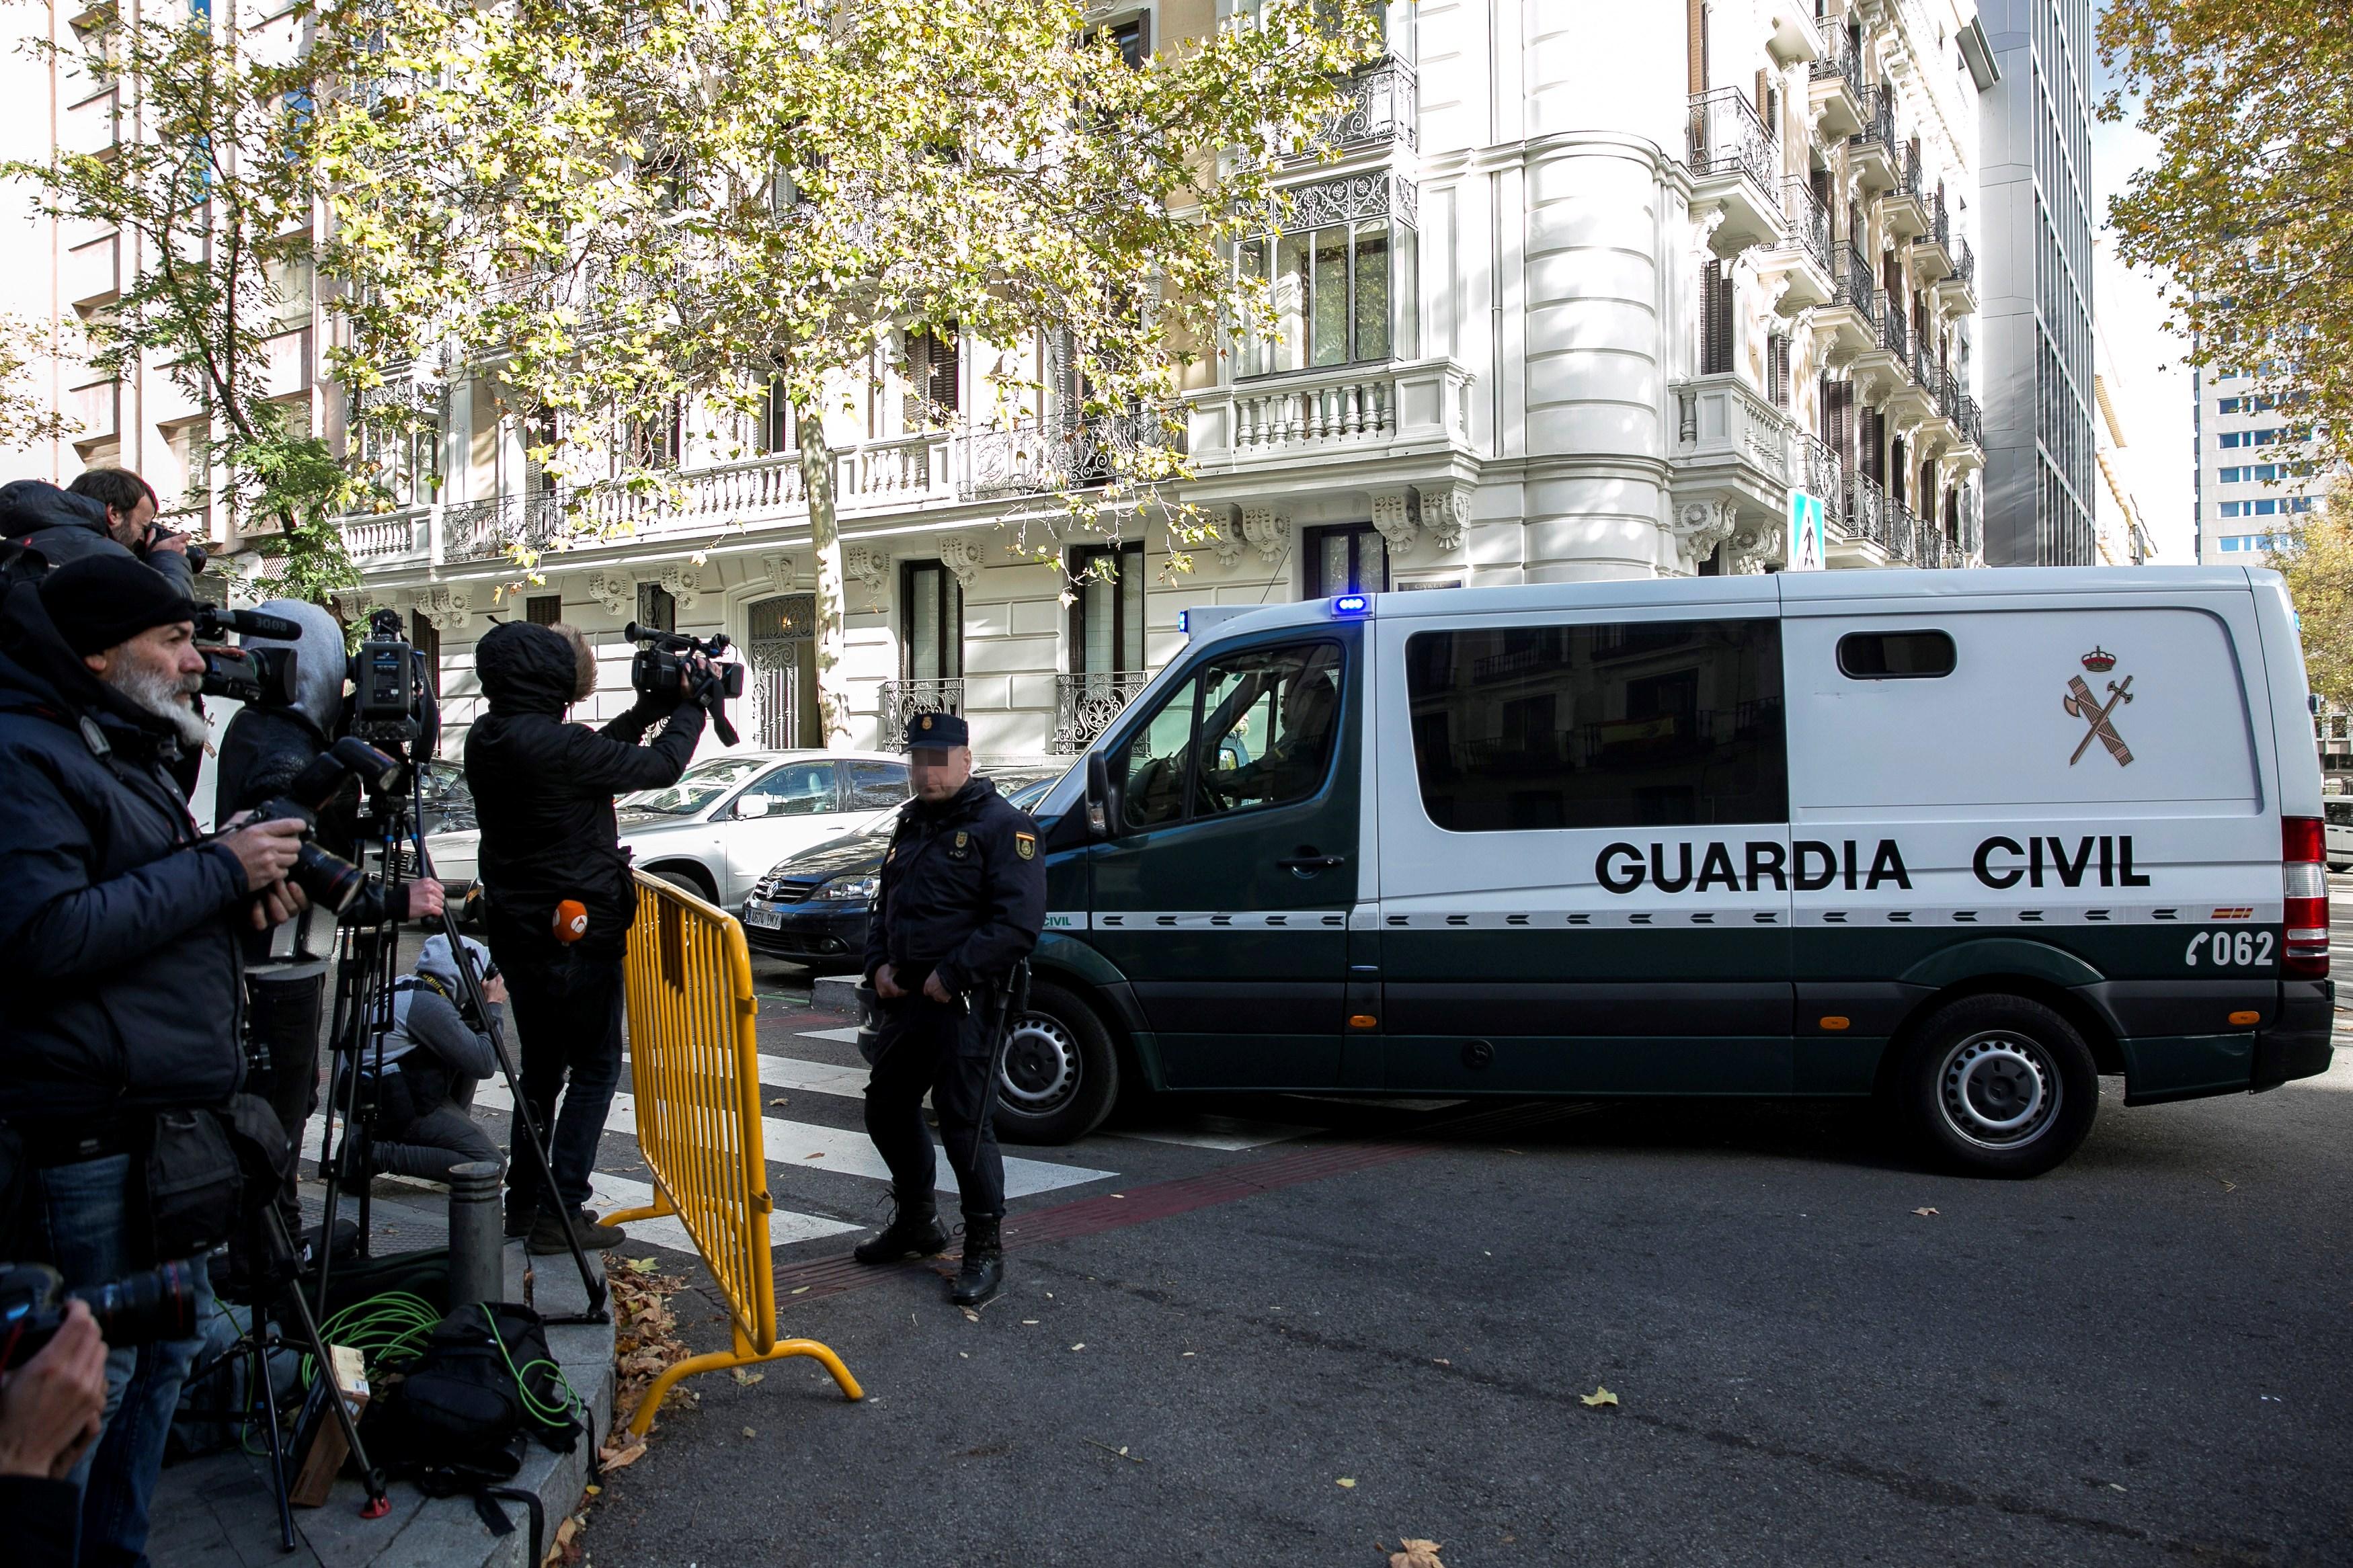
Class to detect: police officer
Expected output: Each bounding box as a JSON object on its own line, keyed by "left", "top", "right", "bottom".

{"left": 853, "top": 712, "right": 1045, "bottom": 1307}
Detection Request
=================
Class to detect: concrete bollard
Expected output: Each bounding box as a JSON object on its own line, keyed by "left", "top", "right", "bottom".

{"left": 446, "top": 1161, "right": 504, "bottom": 1309}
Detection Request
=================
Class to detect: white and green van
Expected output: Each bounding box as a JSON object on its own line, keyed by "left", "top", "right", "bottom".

{"left": 997, "top": 568, "right": 2334, "bottom": 1177}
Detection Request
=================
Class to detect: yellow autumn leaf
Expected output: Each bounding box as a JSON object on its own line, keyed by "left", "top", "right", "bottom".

{"left": 1389, "top": 1540, "right": 1446, "bottom": 1568}
{"left": 625, "top": 1257, "right": 660, "bottom": 1275}
{"left": 731, "top": 1368, "right": 764, "bottom": 1386}
{"left": 1581, "top": 1385, "right": 1619, "bottom": 1407}
{"left": 1334, "top": 1477, "right": 1355, "bottom": 1488}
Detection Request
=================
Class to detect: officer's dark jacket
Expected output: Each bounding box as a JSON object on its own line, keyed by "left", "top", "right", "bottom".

{"left": 863, "top": 776, "right": 1046, "bottom": 995}
{"left": 0, "top": 479, "right": 198, "bottom": 596}
{"left": 0, "top": 577, "right": 247, "bottom": 1126}
{"left": 464, "top": 620, "right": 705, "bottom": 954}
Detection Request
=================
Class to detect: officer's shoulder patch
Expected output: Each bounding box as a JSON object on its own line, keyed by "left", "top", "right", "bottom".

{"left": 1014, "top": 831, "right": 1036, "bottom": 861}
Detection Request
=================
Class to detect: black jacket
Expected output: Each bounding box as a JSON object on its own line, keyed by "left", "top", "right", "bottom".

{"left": 863, "top": 777, "right": 1045, "bottom": 996}
{"left": 216, "top": 705, "right": 409, "bottom": 935}
{"left": 0, "top": 577, "right": 248, "bottom": 1126}
{"left": 0, "top": 479, "right": 197, "bottom": 597}
{"left": 464, "top": 621, "right": 705, "bottom": 956}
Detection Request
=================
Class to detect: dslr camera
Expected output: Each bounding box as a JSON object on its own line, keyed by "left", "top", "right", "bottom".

{"left": 624, "top": 621, "right": 744, "bottom": 745}
{"left": 0, "top": 1258, "right": 204, "bottom": 1372}
{"left": 239, "top": 735, "right": 405, "bottom": 915}
{"left": 146, "top": 521, "right": 208, "bottom": 577}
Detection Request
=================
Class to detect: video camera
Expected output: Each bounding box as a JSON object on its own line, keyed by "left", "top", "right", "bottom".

{"left": 242, "top": 735, "right": 404, "bottom": 914}
{"left": 348, "top": 607, "right": 440, "bottom": 753}
{"left": 0, "top": 1258, "right": 204, "bottom": 1372}
{"left": 624, "top": 620, "right": 744, "bottom": 746}
{"left": 190, "top": 604, "right": 304, "bottom": 709}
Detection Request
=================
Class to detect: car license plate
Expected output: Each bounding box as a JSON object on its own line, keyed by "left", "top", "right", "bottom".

{"left": 744, "top": 907, "right": 784, "bottom": 930}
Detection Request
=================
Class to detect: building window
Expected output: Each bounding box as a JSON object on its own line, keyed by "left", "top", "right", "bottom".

{"left": 637, "top": 581, "right": 676, "bottom": 632}
{"left": 360, "top": 414, "right": 442, "bottom": 508}
{"left": 1304, "top": 523, "right": 1389, "bottom": 597}
{"left": 409, "top": 612, "right": 440, "bottom": 697}
{"left": 1767, "top": 333, "right": 1792, "bottom": 408}
{"left": 900, "top": 560, "right": 963, "bottom": 683}
{"left": 526, "top": 594, "right": 562, "bottom": 626}
{"left": 1070, "top": 541, "right": 1144, "bottom": 674}
{"left": 1700, "top": 260, "right": 1734, "bottom": 376}
{"left": 1233, "top": 177, "right": 1417, "bottom": 378}
{"left": 1402, "top": 619, "right": 1788, "bottom": 833}
{"left": 903, "top": 325, "right": 960, "bottom": 429}
{"left": 2219, "top": 396, "right": 2241, "bottom": 414}
{"left": 1105, "top": 12, "right": 1149, "bottom": 66}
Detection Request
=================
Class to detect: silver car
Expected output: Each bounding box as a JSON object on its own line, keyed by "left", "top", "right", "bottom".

{"left": 614, "top": 750, "right": 912, "bottom": 907}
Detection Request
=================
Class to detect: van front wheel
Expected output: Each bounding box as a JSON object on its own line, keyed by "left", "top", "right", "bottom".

{"left": 1897, "top": 995, "right": 2098, "bottom": 1178}
{"left": 993, "top": 981, "right": 1119, "bottom": 1147}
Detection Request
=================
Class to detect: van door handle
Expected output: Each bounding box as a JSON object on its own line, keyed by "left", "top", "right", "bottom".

{"left": 1277, "top": 854, "right": 1346, "bottom": 873}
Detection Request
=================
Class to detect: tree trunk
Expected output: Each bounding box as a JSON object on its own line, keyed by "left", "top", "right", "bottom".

{"left": 792, "top": 390, "right": 852, "bottom": 749}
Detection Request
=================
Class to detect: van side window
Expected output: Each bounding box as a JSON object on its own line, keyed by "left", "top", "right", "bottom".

{"left": 1837, "top": 630, "right": 1956, "bottom": 679}
{"left": 1119, "top": 642, "right": 1343, "bottom": 829}
{"left": 1403, "top": 620, "right": 1786, "bottom": 831}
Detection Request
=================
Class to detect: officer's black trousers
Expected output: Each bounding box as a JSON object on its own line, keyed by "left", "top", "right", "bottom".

{"left": 863, "top": 996, "right": 1005, "bottom": 1222}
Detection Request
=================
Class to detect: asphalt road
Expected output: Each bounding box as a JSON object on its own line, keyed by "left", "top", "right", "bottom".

{"left": 557, "top": 904, "right": 2353, "bottom": 1567}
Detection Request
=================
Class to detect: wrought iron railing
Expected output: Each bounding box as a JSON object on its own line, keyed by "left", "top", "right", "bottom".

{"left": 1782, "top": 177, "right": 1831, "bottom": 272}
{"left": 1958, "top": 394, "right": 1985, "bottom": 449}
{"left": 1802, "top": 434, "right": 1845, "bottom": 534}
{"left": 1950, "top": 239, "right": 1976, "bottom": 292}
{"left": 1891, "top": 140, "right": 1923, "bottom": 199}
{"left": 1874, "top": 290, "right": 1909, "bottom": 366}
{"left": 1331, "top": 57, "right": 1417, "bottom": 151}
{"left": 1810, "top": 32, "right": 1860, "bottom": 84}
{"left": 1687, "top": 87, "right": 1780, "bottom": 194}
{"left": 1888, "top": 501, "right": 1919, "bottom": 563}
{"left": 1051, "top": 671, "right": 1152, "bottom": 754}
{"left": 878, "top": 679, "right": 965, "bottom": 745}
{"left": 1913, "top": 340, "right": 1940, "bottom": 395}
{"left": 1843, "top": 467, "right": 1890, "bottom": 550}
{"left": 1914, "top": 520, "right": 1947, "bottom": 569}
{"left": 1831, "top": 243, "right": 1876, "bottom": 319}
{"left": 1920, "top": 189, "right": 1950, "bottom": 250}
{"left": 956, "top": 413, "right": 1169, "bottom": 503}
{"left": 1851, "top": 83, "right": 1895, "bottom": 153}
{"left": 440, "top": 493, "right": 573, "bottom": 562}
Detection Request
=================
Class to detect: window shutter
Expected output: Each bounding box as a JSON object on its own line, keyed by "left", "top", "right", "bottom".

{"left": 1700, "top": 260, "right": 1733, "bottom": 376}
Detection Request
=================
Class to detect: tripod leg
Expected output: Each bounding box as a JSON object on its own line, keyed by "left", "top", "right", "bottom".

{"left": 266, "top": 1210, "right": 390, "bottom": 1519}
{"left": 254, "top": 1330, "right": 295, "bottom": 1551}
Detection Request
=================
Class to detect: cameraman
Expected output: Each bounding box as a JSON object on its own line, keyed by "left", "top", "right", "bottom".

{"left": 215, "top": 599, "right": 445, "bottom": 1237}
{"left": 348, "top": 934, "right": 507, "bottom": 1183}
{"left": 467, "top": 620, "right": 706, "bottom": 1253}
{"left": 0, "top": 471, "right": 197, "bottom": 597}
{"left": 0, "top": 555, "right": 308, "bottom": 1567}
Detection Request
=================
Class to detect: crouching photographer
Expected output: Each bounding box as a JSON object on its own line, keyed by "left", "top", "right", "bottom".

{"left": 342, "top": 935, "right": 508, "bottom": 1183}
{"left": 467, "top": 620, "right": 722, "bottom": 1254}
{"left": 0, "top": 556, "right": 312, "bottom": 1567}
{"left": 215, "top": 600, "right": 446, "bottom": 1239}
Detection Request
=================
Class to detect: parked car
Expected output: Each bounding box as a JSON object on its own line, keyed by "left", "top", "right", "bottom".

{"left": 740, "top": 769, "right": 1064, "bottom": 970}
{"left": 617, "top": 750, "right": 913, "bottom": 907}
{"left": 2327, "top": 798, "right": 2353, "bottom": 872}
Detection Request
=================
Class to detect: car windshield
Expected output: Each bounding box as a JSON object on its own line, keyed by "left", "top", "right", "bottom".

{"left": 621, "top": 757, "right": 774, "bottom": 816}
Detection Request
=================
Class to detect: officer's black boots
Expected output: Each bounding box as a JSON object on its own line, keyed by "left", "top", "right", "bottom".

{"left": 854, "top": 1192, "right": 950, "bottom": 1265}
{"left": 951, "top": 1216, "right": 1004, "bottom": 1307}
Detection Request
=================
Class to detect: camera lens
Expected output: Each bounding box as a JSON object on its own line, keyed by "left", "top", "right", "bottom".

{"left": 70, "top": 1258, "right": 202, "bottom": 1349}
{"left": 290, "top": 841, "right": 366, "bottom": 915}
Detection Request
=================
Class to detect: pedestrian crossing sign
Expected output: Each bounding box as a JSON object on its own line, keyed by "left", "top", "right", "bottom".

{"left": 1788, "top": 490, "right": 1826, "bottom": 571}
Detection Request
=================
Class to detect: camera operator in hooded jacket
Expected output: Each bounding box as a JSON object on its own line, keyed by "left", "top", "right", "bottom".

{"left": 465, "top": 620, "right": 706, "bottom": 1253}
{"left": 0, "top": 555, "right": 309, "bottom": 1568}
{"left": 213, "top": 598, "right": 446, "bottom": 1241}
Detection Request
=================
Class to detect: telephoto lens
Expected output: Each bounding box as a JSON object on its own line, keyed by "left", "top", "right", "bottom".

{"left": 0, "top": 1259, "right": 204, "bottom": 1371}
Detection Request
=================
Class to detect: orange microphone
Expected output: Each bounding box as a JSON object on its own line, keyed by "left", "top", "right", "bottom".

{"left": 553, "top": 900, "right": 589, "bottom": 943}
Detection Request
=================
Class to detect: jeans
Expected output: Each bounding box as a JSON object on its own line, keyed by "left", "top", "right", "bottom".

{"left": 29, "top": 1152, "right": 215, "bottom": 1568}
{"left": 376, "top": 1091, "right": 505, "bottom": 1184}
{"left": 493, "top": 936, "right": 625, "bottom": 1215}
{"left": 863, "top": 996, "right": 1006, "bottom": 1221}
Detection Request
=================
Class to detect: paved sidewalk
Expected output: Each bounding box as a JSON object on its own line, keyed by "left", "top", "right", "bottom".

{"left": 150, "top": 1180, "right": 614, "bottom": 1568}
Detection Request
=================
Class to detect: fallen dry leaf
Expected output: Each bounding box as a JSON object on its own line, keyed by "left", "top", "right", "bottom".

{"left": 1070, "top": 1343, "right": 1086, "bottom": 1352}
{"left": 961, "top": 1307, "right": 981, "bottom": 1323}
{"left": 769, "top": 1096, "right": 789, "bottom": 1106}
{"left": 1581, "top": 1386, "right": 1619, "bottom": 1408}
{"left": 791, "top": 1285, "right": 810, "bottom": 1295}
{"left": 1431, "top": 1358, "right": 1451, "bottom": 1366}
{"left": 1335, "top": 1477, "right": 1357, "bottom": 1489}
{"left": 1912, "top": 1207, "right": 1940, "bottom": 1217}
{"left": 598, "top": 1440, "right": 647, "bottom": 1473}
{"left": 624, "top": 1257, "right": 660, "bottom": 1275}
{"left": 731, "top": 1368, "right": 764, "bottom": 1387}
{"left": 741, "top": 1426, "right": 757, "bottom": 1438}
{"left": 1389, "top": 1538, "right": 1445, "bottom": 1568}
{"left": 804, "top": 1152, "right": 824, "bottom": 1159}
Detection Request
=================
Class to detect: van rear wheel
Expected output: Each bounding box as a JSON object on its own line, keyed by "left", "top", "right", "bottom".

{"left": 1897, "top": 995, "right": 2098, "bottom": 1178}
{"left": 993, "top": 981, "right": 1119, "bottom": 1147}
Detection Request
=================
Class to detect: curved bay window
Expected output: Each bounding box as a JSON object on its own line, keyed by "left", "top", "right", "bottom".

{"left": 1235, "top": 173, "right": 1418, "bottom": 379}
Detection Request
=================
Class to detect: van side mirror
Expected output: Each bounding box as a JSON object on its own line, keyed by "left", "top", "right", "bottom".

{"left": 1084, "top": 751, "right": 1113, "bottom": 838}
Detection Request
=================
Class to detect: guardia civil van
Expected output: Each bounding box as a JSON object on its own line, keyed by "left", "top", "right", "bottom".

{"left": 995, "top": 567, "right": 2334, "bottom": 1177}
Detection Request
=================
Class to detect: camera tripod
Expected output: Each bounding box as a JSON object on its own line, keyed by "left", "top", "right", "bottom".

{"left": 311, "top": 752, "right": 607, "bottom": 1325}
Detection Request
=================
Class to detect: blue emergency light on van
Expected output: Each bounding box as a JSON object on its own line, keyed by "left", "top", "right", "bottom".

{"left": 1332, "top": 594, "right": 1371, "bottom": 616}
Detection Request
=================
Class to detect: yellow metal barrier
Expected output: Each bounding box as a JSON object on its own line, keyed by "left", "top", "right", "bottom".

{"left": 605, "top": 870, "right": 863, "bottom": 1433}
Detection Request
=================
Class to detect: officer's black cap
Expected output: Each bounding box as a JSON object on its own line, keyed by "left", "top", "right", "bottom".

{"left": 904, "top": 710, "right": 968, "bottom": 751}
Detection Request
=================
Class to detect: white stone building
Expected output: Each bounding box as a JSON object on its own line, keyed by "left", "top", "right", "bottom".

{"left": 5, "top": 0, "right": 1993, "bottom": 766}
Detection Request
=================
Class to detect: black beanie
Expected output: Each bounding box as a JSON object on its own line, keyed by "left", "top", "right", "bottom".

{"left": 38, "top": 554, "right": 204, "bottom": 657}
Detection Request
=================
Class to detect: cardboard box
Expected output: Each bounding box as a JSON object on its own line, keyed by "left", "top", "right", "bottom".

{"left": 290, "top": 1346, "right": 370, "bottom": 1508}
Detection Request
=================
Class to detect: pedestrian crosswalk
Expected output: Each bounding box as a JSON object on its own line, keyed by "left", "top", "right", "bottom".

{"left": 298, "top": 1015, "right": 1322, "bottom": 1263}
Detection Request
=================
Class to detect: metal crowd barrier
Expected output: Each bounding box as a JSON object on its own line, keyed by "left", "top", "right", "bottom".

{"left": 606, "top": 870, "right": 864, "bottom": 1434}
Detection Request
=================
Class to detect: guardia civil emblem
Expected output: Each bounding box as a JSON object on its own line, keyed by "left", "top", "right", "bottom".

{"left": 2063, "top": 647, "right": 2134, "bottom": 767}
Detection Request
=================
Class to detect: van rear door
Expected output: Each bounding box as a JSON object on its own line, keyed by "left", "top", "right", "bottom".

{"left": 1369, "top": 582, "right": 1795, "bottom": 1093}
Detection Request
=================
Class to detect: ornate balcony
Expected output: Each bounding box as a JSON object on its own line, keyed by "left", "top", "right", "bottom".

{"left": 1051, "top": 671, "right": 1152, "bottom": 754}
{"left": 1848, "top": 85, "right": 1897, "bottom": 190}
{"left": 1839, "top": 467, "right": 1892, "bottom": 555}
{"left": 1817, "top": 243, "right": 1881, "bottom": 360}
{"left": 1185, "top": 356, "right": 1476, "bottom": 499}
{"left": 1911, "top": 190, "right": 1954, "bottom": 280}
{"left": 879, "top": 679, "right": 964, "bottom": 746}
{"left": 1687, "top": 87, "right": 1784, "bottom": 254}
{"left": 1880, "top": 145, "right": 1929, "bottom": 239}
{"left": 1329, "top": 57, "right": 1417, "bottom": 153}
{"left": 340, "top": 506, "right": 431, "bottom": 565}
{"left": 956, "top": 413, "right": 1168, "bottom": 503}
{"left": 1932, "top": 240, "right": 1978, "bottom": 315}
{"left": 1808, "top": 35, "right": 1864, "bottom": 139}
{"left": 1800, "top": 435, "right": 1846, "bottom": 536}
{"left": 1670, "top": 372, "right": 1794, "bottom": 563}
{"left": 1759, "top": 177, "right": 1834, "bottom": 313}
